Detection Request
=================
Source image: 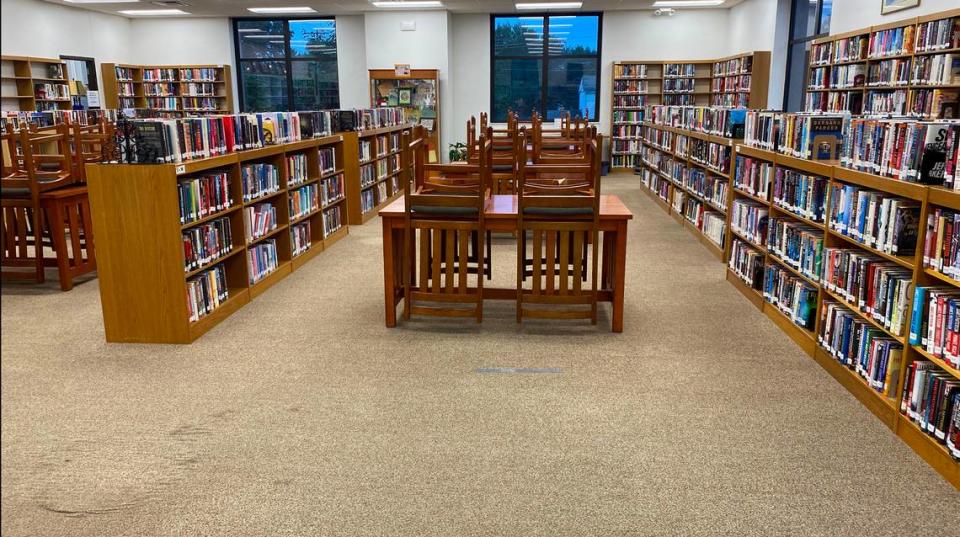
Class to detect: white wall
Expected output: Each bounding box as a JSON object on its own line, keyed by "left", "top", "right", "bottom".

{"left": 450, "top": 14, "right": 490, "bottom": 146}
{"left": 364, "top": 10, "right": 452, "bottom": 159}
{"left": 0, "top": 0, "right": 130, "bottom": 94}
{"left": 830, "top": 0, "right": 957, "bottom": 35}
{"left": 600, "top": 9, "right": 731, "bottom": 135}
{"left": 727, "top": 0, "right": 786, "bottom": 108}
{"left": 336, "top": 15, "right": 369, "bottom": 109}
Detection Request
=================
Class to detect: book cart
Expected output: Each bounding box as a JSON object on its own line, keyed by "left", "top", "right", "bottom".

{"left": 86, "top": 135, "right": 347, "bottom": 344}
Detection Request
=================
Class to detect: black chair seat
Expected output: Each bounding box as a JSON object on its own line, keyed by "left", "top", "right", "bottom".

{"left": 523, "top": 206, "right": 594, "bottom": 216}
{"left": 1, "top": 187, "right": 31, "bottom": 198}
{"left": 412, "top": 205, "right": 480, "bottom": 217}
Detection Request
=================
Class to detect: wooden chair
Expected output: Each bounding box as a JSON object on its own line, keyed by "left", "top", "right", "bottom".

{"left": 71, "top": 118, "right": 115, "bottom": 182}
{"left": 515, "top": 129, "right": 601, "bottom": 324}
{"left": 401, "top": 130, "right": 492, "bottom": 322}
{"left": 1, "top": 124, "right": 76, "bottom": 284}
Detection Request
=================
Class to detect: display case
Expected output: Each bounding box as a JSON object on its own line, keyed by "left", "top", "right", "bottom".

{"left": 369, "top": 68, "right": 439, "bottom": 162}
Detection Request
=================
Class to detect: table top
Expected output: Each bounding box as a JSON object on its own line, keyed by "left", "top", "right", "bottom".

{"left": 380, "top": 194, "right": 634, "bottom": 220}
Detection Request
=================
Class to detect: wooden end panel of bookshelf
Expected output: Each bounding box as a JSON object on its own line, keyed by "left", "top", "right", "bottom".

{"left": 341, "top": 131, "right": 363, "bottom": 225}
{"left": 87, "top": 163, "right": 191, "bottom": 343}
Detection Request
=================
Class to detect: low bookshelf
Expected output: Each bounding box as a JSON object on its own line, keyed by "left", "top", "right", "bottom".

{"left": 637, "top": 121, "right": 733, "bottom": 261}
{"left": 101, "top": 63, "right": 233, "bottom": 114}
{"left": 803, "top": 7, "right": 960, "bottom": 116}
{"left": 344, "top": 123, "right": 409, "bottom": 225}
{"left": 86, "top": 135, "right": 347, "bottom": 344}
{"left": 608, "top": 51, "right": 770, "bottom": 170}
{"left": 0, "top": 55, "right": 71, "bottom": 112}
{"left": 721, "top": 142, "right": 959, "bottom": 488}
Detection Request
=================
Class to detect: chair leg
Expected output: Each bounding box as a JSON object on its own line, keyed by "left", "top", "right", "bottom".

{"left": 30, "top": 206, "right": 44, "bottom": 284}
{"left": 516, "top": 226, "right": 523, "bottom": 324}
{"left": 44, "top": 203, "right": 72, "bottom": 291}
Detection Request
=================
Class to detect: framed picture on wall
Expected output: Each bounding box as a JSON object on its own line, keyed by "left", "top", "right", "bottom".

{"left": 881, "top": 0, "right": 920, "bottom": 15}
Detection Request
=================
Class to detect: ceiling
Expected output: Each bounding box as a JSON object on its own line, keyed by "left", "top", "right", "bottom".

{"left": 44, "top": 0, "right": 746, "bottom": 18}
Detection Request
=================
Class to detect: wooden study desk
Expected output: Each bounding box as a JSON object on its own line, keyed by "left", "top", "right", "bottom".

{"left": 379, "top": 194, "right": 634, "bottom": 332}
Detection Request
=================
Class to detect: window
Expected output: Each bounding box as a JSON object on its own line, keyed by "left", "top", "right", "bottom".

{"left": 233, "top": 18, "right": 339, "bottom": 112}
{"left": 490, "top": 13, "right": 601, "bottom": 122}
{"left": 783, "top": 0, "right": 831, "bottom": 110}
{"left": 60, "top": 56, "right": 98, "bottom": 110}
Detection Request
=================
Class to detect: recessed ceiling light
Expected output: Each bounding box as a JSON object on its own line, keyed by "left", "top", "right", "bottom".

{"left": 652, "top": 0, "right": 725, "bottom": 7}
{"left": 118, "top": 9, "right": 188, "bottom": 15}
{"left": 248, "top": 7, "right": 317, "bottom": 14}
{"left": 371, "top": 1, "right": 444, "bottom": 7}
{"left": 64, "top": 0, "right": 138, "bottom": 3}
{"left": 516, "top": 2, "right": 582, "bottom": 8}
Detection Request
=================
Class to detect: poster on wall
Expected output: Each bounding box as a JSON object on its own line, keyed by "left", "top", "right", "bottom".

{"left": 881, "top": 0, "right": 920, "bottom": 15}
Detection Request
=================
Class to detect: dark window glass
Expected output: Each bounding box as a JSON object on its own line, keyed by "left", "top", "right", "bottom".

{"left": 292, "top": 60, "right": 338, "bottom": 110}
{"left": 784, "top": 0, "right": 831, "bottom": 111}
{"left": 289, "top": 19, "right": 337, "bottom": 58}
{"left": 233, "top": 18, "right": 339, "bottom": 112}
{"left": 492, "top": 59, "right": 542, "bottom": 121}
{"left": 546, "top": 58, "right": 596, "bottom": 120}
{"left": 491, "top": 13, "right": 601, "bottom": 121}
{"left": 240, "top": 61, "right": 288, "bottom": 112}
{"left": 819, "top": 0, "right": 832, "bottom": 35}
{"left": 237, "top": 20, "right": 287, "bottom": 59}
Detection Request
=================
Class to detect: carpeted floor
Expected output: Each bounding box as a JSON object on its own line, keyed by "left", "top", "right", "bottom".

{"left": 1, "top": 174, "right": 957, "bottom": 536}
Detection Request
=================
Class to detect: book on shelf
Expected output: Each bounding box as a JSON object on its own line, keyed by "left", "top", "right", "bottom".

{"left": 702, "top": 212, "right": 726, "bottom": 247}
{"left": 900, "top": 360, "right": 959, "bottom": 456}
{"left": 821, "top": 247, "right": 913, "bottom": 337}
{"left": 287, "top": 153, "right": 309, "bottom": 187}
{"left": 731, "top": 199, "right": 768, "bottom": 246}
{"left": 289, "top": 183, "right": 320, "bottom": 220}
{"left": 248, "top": 239, "right": 279, "bottom": 284}
{"left": 914, "top": 16, "right": 960, "bottom": 53}
{"left": 840, "top": 118, "right": 959, "bottom": 186}
{"left": 186, "top": 263, "right": 229, "bottom": 323}
{"left": 867, "top": 59, "right": 909, "bottom": 87}
{"left": 763, "top": 263, "right": 817, "bottom": 329}
{"left": 766, "top": 217, "right": 822, "bottom": 281}
{"left": 241, "top": 163, "right": 280, "bottom": 202}
{"left": 323, "top": 206, "right": 343, "bottom": 237}
{"left": 828, "top": 184, "right": 920, "bottom": 255}
{"left": 182, "top": 217, "right": 233, "bottom": 273}
{"left": 321, "top": 173, "right": 345, "bottom": 205}
{"left": 244, "top": 203, "right": 278, "bottom": 242}
{"left": 909, "top": 53, "right": 960, "bottom": 86}
{"left": 178, "top": 172, "right": 231, "bottom": 225}
{"left": 868, "top": 25, "right": 915, "bottom": 59}
{"left": 833, "top": 35, "right": 868, "bottom": 63}
{"left": 819, "top": 300, "right": 904, "bottom": 396}
{"left": 910, "top": 286, "right": 960, "bottom": 369}
{"left": 290, "top": 222, "right": 312, "bottom": 258}
{"left": 924, "top": 206, "right": 960, "bottom": 276}
{"left": 734, "top": 155, "right": 773, "bottom": 199}
{"left": 772, "top": 168, "right": 827, "bottom": 222}
{"left": 729, "top": 239, "right": 765, "bottom": 289}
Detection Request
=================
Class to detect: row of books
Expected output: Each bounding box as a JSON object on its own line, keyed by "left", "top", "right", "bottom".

{"left": 711, "top": 74, "right": 751, "bottom": 93}
{"left": 323, "top": 206, "right": 343, "bottom": 237}
{"left": 644, "top": 105, "right": 746, "bottom": 138}
{"left": 711, "top": 93, "right": 751, "bottom": 109}
{"left": 767, "top": 217, "right": 822, "bottom": 281}
{"left": 143, "top": 68, "right": 179, "bottom": 81}
{"left": 910, "top": 287, "right": 960, "bottom": 370}
{"left": 914, "top": 16, "right": 960, "bottom": 52}
{"left": 819, "top": 301, "right": 903, "bottom": 397}
{"left": 821, "top": 248, "right": 913, "bottom": 337}
{"left": 248, "top": 240, "right": 279, "bottom": 285}
{"left": 182, "top": 98, "right": 219, "bottom": 111}
{"left": 143, "top": 83, "right": 178, "bottom": 97}
{"left": 0, "top": 109, "right": 118, "bottom": 131}
{"left": 291, "top": 222, "right": 312, "bottom": 258}
{"left": 178, "top": 171, "right": 231, "bottom": 225}
{"left": 689, "top": 138, "right": 730, "bottom": 174}
{"left": 924, "top": 207, "right": 960, "bottom": 278}
{"left": 731, "top": 199, "right": 767, "bottom": 246}
{"left": 613, "top": 64, "right": 651, "bottom": 78}
{"left": 356, "top": 107, "right": 406, "bottom": 131}
{"left": 33, "top": 83, "right": 69, "bottom": 100}
{"left": 613, "top": 95, "right": 648, "bottom": 108}
{"left": 321, "top": 174, "right": 345, "bottom": 206}
{"left": 734, "top": 155, "right": 772, "bottom": 199}
{"left": 287, "top": 154, "right": 309, "bottom": 187}
{"left": 804, "top": 91, "right": 863, "bottom": 115}
{"left": 613, "top": 110, "right": 643, "bottom": 124}
{"left": 613, "top": 80, "right": 652, "bottom": 93}
{"left": 146, "top": 97, "right": 178, "bottom": 110}
{"left": 663, "top": 95, "right": 699, "bottom": 106}
{"left": 663, "top": 79, "right": 698, "bottom": 93}
{"left": 868, "top": 25, "right": 915, "bottom": 59}
{"left": 319, "top": 147, "right": 336, "bottom": 174}
{"left": 909, "top": 53, "right": 958, "bottom": 85}
{"left": 713, "top": 56, "right": 752, "bottom": 76}
{"left": 241, "top": 163, "right": 280, "bottom": 203}
{"left": 763, "top": 263, "right": 817, "bottom": 330}
{"left": 772, "top": 169, "right": 828, "bottom": 223}
{"left": 186, "top": 264, "right": 229, "bottom": 323}
{"left": 729, "top": 239, "right": 765, "bottom": 290}
{"left": 244, "top": 203, "right": 277, "bottom": 242}
{"left": 702, "top": 212, "right": 726, "bottom": 247}
{"left": 289, "top": 184, "right": 319, "bottom": 220}
{"left": 182, "top": 82, "right": 217, "bottom": 97}
{"left": 664, "top": 63, "right": 699, "bottom": 78}
{"left": 360, "top": 163, "right": 377, "bottom": 188}
{"left": 183, "top": 217, "right": 233, "bottom": 273}
{"left": 828, "top": 184, "right": 920, "bottom": 255}
{"left": 359, "top": 139, "right": 373, "bottom": 162}
{"left": 900, "top": 361, "right": 959, "bottom": 459}
{"left": 840, "top": 118, "right": 958, "bottom": 186}
{"left": 612, "top": 124, "right": 642, "bottom": 138}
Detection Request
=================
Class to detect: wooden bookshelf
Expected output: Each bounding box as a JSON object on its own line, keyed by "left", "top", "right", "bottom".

{"left": 608, "top": 51, "right": 770, "bottom": 171}
{"left": 344, "top": 123, "right": 409, "bottom": 225}
{"left": 0, "top": 55, "right": 71, "bottom": 112}
{"left": 101, "top": 63, "right": 233, "bottom": 114}
{"left": 86, "top": 135, "right": 347, "bottom": 344}
{"left": 636, "top": 121, "right": 732, "bottom": 261}
{"left": 804, "top": 7, "right": 960, "bottom": 116}
{"left": 715, "top": 142, "right": 960, "bottom": 488}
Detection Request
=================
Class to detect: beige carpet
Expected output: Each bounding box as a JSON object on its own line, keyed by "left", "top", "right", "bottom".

{"left": 1, "top": 174, "right": 957, "bottom": 536}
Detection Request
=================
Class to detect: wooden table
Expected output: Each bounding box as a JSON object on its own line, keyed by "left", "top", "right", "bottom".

{"left": 379, "top": 194, "right": 634, "bottom": 332}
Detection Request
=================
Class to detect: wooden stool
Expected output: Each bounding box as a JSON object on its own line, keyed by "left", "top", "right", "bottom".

{"left": 40, "top": 186, "right": 96, "bottom": 291}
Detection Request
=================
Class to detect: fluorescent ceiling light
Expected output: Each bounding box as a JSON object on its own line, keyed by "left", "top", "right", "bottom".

{"left": 237, "top": 28, "right": 263, "bottom": 33}
{"left": 516, "top": 2, "right": 582, "bottom": 9}
{"left": 652, "top": 0, "right": 725, "bottom": 7}
{"left": 118, "top": 9, "right": 188, "bottom": 15}
{"left": 248, "top": 7, "right": 316, "bottom": 13}
{"left": 372, "top": 1, "right": 444, "bottom": 7}
{"left": 64, "top": 0, "right": 138, "bottom": 3}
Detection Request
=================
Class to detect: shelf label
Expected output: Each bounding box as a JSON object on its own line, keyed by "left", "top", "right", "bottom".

{"left": 175, "top": 164, "right": 186, "bottom": 175}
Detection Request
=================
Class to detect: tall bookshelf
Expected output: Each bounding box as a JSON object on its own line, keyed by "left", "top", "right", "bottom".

{"left": 0, "top": 55, "right": 71, "bottom": 112}
{"left": 804, "top": 8, "right": 960, "bottom": 117}
{"left": 85, "top": 135, "right": 347, "bottom": 344}
{"left": 101, "top": 63, "right": 233, "bottom": 114}
{"left": 344, "top": 123, "right": 408, "bottom": 225}
{"left": 716, "top": 141, "right": 959, "bottom": 488}
{"left": 637, "top": 121, "right": 733, "bottom": 261}
{"left": 608, "top": 51, "right": 770, "bottom": 171}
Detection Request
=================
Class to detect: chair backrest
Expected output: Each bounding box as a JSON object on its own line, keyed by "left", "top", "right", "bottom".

{"left": 2, "top": 123, "right": 75, "bottom": 197}
{"left": 72, "top": 118, "right": 115, "bottom": 182}
{"left": 520, "top": 127, "right": 600, "bottom": 191}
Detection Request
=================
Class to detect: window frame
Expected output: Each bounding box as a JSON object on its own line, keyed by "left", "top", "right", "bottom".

{"left": 232, "top": 16, "right": 340, "bottom": 112}
{"left": 489, "top": 11, "right": 603, "bottom": 122}
{"left": 782, "top": 0, "right": 831, "bottom": 110}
